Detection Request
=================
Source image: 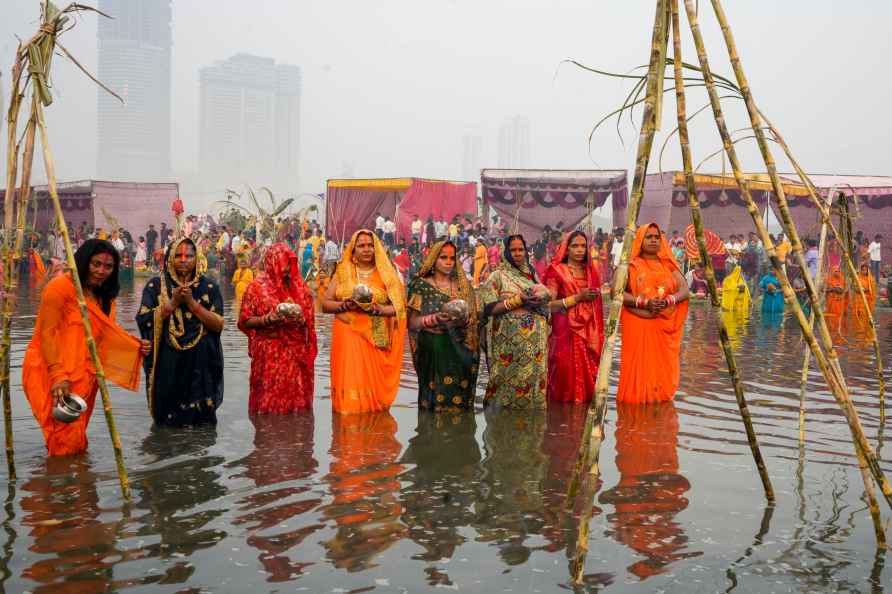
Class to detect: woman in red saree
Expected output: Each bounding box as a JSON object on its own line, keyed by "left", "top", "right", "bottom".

{"left": 238, "top": 243, "right": 317, "bottom": 414}
{"left": 543, "top": 231, "right": 604, "bottom": 403}
{"left": 617, "top": 223, "right": 690, "bottom": 404}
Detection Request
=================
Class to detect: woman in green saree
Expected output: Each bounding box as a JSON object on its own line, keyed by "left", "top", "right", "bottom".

{"left": 479, "top": 234, "right": 551, "bottom": 409}
{"left": 407, "top": 241, "right": 480, "bottom": 411}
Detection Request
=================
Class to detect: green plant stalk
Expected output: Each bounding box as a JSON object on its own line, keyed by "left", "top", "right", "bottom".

{"left": 704, "top": 0, "right": 892, "bottom": 513}
{"left": 669, "top": 0, "right": 773, "bottom": 502}
{"left": 35, "top": 100, "right": 130, "bottom": 500}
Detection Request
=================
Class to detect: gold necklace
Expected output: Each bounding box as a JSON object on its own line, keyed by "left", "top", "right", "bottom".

{"left": 356, "top": 265, "right": 374, "bottom": 280}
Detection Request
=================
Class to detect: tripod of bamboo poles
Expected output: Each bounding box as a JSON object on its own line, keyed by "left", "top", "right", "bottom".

{"left": 0, "top": 1, "right": 130, "bottom": 498}
{"left": 685, "top": 0, "right": 887, "bottom": 542}
{"left": 564, "top": 0, "right": 890, "bottom": 580}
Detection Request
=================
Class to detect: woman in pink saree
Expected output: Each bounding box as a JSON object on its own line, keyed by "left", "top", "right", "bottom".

{"left": 543, "top": 231, "right": 604, "bottom": 403}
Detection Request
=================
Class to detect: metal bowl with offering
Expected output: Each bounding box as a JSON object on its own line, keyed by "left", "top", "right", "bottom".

{"left": 442, "top": 299, "right": 469, "bottom": 324}
{"left": 352, "top": 283, "right": 374, "bottom": 304}
{"left": 277, "top": 302, "right": 303, "bottom": 319}
{"left": 52, "top": 393, "right": 88, "bottom": 424}
{"left": 524, "top": 284, "right": 551, "bottom": 305}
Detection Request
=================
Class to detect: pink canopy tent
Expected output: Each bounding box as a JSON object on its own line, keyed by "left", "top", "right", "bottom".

{"left": 481, "top": 169, "right": 628, "bottom": 238}
{"left": 325, "top": 178, "right": 477, "bottom": 245}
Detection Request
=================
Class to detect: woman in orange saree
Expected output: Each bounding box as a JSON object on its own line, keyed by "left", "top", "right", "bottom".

{"left": 472, "top": 239, "right": 489, "bottom": 288}
{"left": 824, "top": 266, "right": 847, "bottom": 319}
{"left": 852, "top": 263, "right": 877, "bottom": 325}
{"left": 543, "top": 231, "right": 604, "bottom": 404}
{"left": 22, "top": 239, "right": 149, "bottom": 456}
{"left": 322, "top": 230, "right": 406, "bottom": 413}
{"left": 616, "top": 223, "right": 690, "bottom": 404}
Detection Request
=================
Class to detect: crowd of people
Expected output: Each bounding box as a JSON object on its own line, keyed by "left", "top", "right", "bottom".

{"left": 9, "top": 210, "right": 888, "bottom": 457}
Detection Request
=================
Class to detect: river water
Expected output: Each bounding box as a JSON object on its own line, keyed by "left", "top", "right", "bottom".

{"left": 1, "top": 276, "right": 890, "bottom": 593}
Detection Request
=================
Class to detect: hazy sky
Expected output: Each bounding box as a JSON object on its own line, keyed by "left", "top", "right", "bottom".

{"left": 2, "top": 0, "right": 891, "bottom": 213}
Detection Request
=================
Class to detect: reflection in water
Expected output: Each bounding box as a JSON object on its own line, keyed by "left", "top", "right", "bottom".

{"left": 599, "top": 402, "right": 699, "bottom": 579}
{"left": 135, "top": 427, "right": 227, "bottom": 585}
{"left": 399, "top": 411, "right": 480, "bottom": 587}
{"left": 229, "top": 412, "right": 323, "bottom": 582}
{"left": 475, "top": 407, "right": 547, "bottom": 567}
{"left": 721, "top": 310, "right": 750, "bottom": 351}
{"left": 321, "top": 411, "right": 406, "bottom": 572}
{"left": 541, "top": 403, "right": 589, "bottom": 555}
{"left": 20, "top": 456, "right": 120, "bottom": 591}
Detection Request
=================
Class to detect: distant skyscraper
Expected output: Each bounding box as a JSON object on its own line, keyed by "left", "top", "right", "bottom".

{"left": 497, "top": 116, "right": 531, "bottom": 169}
{"left": 462, "top": 135, "right": 482, "bottom": 182}
{"left": 199, "top": 54, "right": 301, "bottom": 194}
{"left": 97, "top": 0, "right": 172, "bottom": 181}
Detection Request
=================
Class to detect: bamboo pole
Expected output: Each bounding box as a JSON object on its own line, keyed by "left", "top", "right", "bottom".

{"left": 34, "top": 101, "right": 130, "bottom": 499}
{"left": 0, "top": 52, "right": 25, "bottom": 482}
{"left": 697, "top": 0, "right": 892, "bottom": 514}
{"left": 565, "top": 0, "right": 670, "bottom": 511}
{"left": 798, "top": 190, "right": 832, "bottom": 442}
{"left": 669, "top": 0, "right": 773, "bottom": 501}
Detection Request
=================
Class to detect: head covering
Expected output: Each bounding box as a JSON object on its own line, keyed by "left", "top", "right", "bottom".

{"left": 159, "top": 237, "right": 212, "bottom": 351}
{"left": 631, "top": 223, "right": 681, "bottom": 273}
{"left": 335, "top": 229, "right": 406, "bottom": 322}
{"left": 263, "top": 242, "right": 303, "bottom": 300}
{"left": 501, "top": 234, "right": 537, "bottom": 281}
{"left": 544, "top": 231, "right": 603, "bottom": 355}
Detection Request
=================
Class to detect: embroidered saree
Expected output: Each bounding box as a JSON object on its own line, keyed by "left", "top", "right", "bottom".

{"left": 407, "top": 241, "right": 480, "bottom": 411}
{"left": 479, "top": 237, "right": 549, "bottom": 409}
{"left": 137, "top": 238, "right": 225, "bottom": 426}
{"left": 238, "top": 243, "right": 317, "bottom": 414}
{"left": 330, "top": 230, "right": 406, "bottom": 414}
{"left": 22, "top": 274, "right": 142, "bottom": 456}
{"left": 617, "top": 224, "right": 689, "bottom": 404}
{"left": 543, "top": 233, "right": 604, "bottom": 404}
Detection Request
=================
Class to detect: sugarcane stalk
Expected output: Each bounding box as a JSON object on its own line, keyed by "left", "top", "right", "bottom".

{"left": 1, "top": 51, "right": 25, "bottom": 482}
{"left": 35, "top": 100, "right": 130, "bottom": 500}
{"left": 669, "top": 0, "right": 773, "bottom": 501}
{"left": 701, "top": 0, "right": 892, "bottom": 513}
{"left": 565, "top": 0, "right": 669, "bottom": 509}
{"left": 798, "top": 189, "right": 833, "bottom": 441}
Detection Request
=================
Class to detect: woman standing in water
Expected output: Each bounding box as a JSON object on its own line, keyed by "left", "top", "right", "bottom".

{"left": 617, "top": 223, "right": 689, "bottom": 404}
{"left": 543, "top": 231, "right": 604, "bottom": 404}
{"left": 23, "top": 239, "right": 149, "bottom": 456}
{"left": 479, "top": 234, "right": 551, "bottom": 409}
{"left": 407, "top": 241, "right": 480, "bottom": 411}
{"left": 137, "top": 237, "right": 224, "bottom": 426}
{"left": 758, "top": 268, "right": 784, "bottom": 314}
{"left": 322, "top": 230, "right": 406, "bottom": 413}
{"left": 238, "top": 243, "right": 317, "bottom": 414}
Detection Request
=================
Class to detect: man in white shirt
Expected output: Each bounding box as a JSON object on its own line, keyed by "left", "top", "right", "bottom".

{"left": 868, "top": 234, "right": 882, "bottom": 282}
{"left": 323, "top": 237, "right": 340, "bottom": 274}
{"left": 383, "top": 217, "right": 396, "bottom": 248}
{"left": 434, "top": 219, "right": 447, "bottom": 240}
{"left": 411, "top": 216, "right": 422, "bottom": 243}
{"left": 375, "top": 212, "right": 385, "bottom": 240}
{"left": 611, "top": 229, "right": 625, "bottom": 271}
{"left": 231, "top": 232, "right": 242, "bottom": 254}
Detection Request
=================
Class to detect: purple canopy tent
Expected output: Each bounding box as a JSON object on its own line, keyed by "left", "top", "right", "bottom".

{"left": 481, "top": 169, "right": 628, "bottom": 238}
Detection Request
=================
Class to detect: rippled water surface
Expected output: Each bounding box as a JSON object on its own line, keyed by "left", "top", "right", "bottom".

{"left": 2, "top": 276, "right": 891, "bottom": 593}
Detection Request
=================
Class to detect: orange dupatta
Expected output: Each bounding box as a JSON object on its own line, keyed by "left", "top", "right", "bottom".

{"left": 22, "top": 274, "right": 142, "bottom": 455}
{"left": 616, "top": 223, "right": 689, "bottom": 404}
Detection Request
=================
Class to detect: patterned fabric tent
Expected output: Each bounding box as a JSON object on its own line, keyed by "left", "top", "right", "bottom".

{"left": 481, "top": 169, "right": 628, "bottom": 238}
{"left": 684, "top": 224, "right": 726, "bottom": 261}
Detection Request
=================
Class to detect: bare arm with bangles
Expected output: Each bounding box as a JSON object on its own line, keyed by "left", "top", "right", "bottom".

{"left": 622, "top": 270, "right": 689, "bottom": 319}
{"left": 320, "top": 275, "right": 396, "bottom": 317}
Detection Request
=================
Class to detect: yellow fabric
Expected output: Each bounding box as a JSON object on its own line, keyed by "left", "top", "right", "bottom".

{"left": 672, "top": 172, "right": 811, "bottom": 197}
{"left": 721, "top": 266, "right": 751, "bottom": 312}
{"left": 327, "top": 178, "right": 414, "bottom": 191}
